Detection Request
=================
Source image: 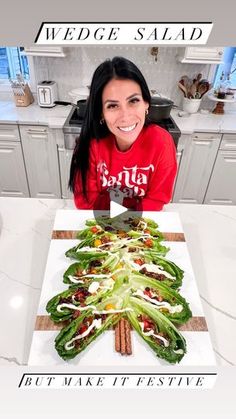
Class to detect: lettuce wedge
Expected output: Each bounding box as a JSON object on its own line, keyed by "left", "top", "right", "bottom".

{"left": 129, "top": 273, "right": 192, "bottom": 324}
{"left": 126, "top": 297, "right": 187, "bottom": 364}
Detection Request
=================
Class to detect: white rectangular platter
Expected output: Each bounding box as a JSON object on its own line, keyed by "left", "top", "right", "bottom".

{"left": 28, "top": 210, "right": 216, "bottom": 367}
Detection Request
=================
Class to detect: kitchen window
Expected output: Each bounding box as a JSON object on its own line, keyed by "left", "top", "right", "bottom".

{"left": 213, "top": 47, "right": 236, "bottom": 88}
{"left": 0, "top": 47, "right": 36, "bottom": 92}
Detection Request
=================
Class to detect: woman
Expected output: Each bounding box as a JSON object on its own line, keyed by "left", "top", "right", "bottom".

{"left": 69, "top": 56, "right": 177, "bottom": 211}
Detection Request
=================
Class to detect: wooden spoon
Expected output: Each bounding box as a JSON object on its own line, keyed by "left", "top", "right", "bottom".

{"left": 178, "top": 82, "right": 187, "bottom": 97}
{"left": 198, "top": 84, "right": 209, "bottom": 98}
{"left": 190, "top": 82, "right": 197, "bottom": 98}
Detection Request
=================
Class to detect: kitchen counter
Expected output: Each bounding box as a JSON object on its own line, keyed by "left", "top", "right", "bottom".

{"left": 171, "top": 108, "right": 236, "bottom": 134}
{"left": 0, "top": 99, "right": 236, "bottom": 133}
{"left": 0, "top": 100, "right": 72, "bottom": 128}
{"left": 0, "top": 198, "right": 235, "bottom": 367}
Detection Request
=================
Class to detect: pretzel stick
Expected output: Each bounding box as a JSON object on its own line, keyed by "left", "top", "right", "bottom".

{"left": 124, "top": 319, "right": 132, "bottom": 355}
{"left": 115, "top": 321, "right": 121, "bottom": 352}
{"left": 120, "top": 318, "right": 126, "bottom": 355}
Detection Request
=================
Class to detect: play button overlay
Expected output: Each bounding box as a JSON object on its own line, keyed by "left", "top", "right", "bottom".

{"left": 92, "top": 189, "right": 143, "bottom": 228}
{"left": 110, "top": 200, "right": 127, "bottom": 218}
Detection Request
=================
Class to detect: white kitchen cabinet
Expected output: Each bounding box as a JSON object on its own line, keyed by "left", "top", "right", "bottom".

{"left": 172, "top": 134, "right": 189, "bottom": 196}
{"left": 173, "top": 132, "right": 222, "bottom": 204}
{"left": 0, "top": 124, "right": 29, "bottom": 197}
{"left": 176, "top": 47, "right": 224, "bottom": 63}
{"left": 19, "top": 125, "right": 61, "bottom": 198}
{"left": 204, "top": 134, "right": 236, "bottom": 205}
{"left": 21, "top": 47, "right": 66, "bottom": 57}
{"left": 57, "top": 147, "right": 73, "bottom": 199}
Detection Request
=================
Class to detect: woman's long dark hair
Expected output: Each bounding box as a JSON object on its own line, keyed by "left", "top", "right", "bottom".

{"left": 68, "top": 56, "right": 151, "bottom": 197}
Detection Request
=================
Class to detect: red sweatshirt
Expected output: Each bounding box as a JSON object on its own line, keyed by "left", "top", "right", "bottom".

{"left": 74, "top": 124, "right": 177, "bottom": 211}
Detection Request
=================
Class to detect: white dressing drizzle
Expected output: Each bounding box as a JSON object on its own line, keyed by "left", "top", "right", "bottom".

{"left": 67, "top": 275, "right": 85, "bottom": 284}
{"left": 57, "top": 303, "right": 96, "bottom": 313}
{"left": 82, "top": 273, "right": 111, "bottom": 279}
{"left": 65, "top": 319, "right": 102, "bottom": 350}
{"left": 133, "top": 290, "right": 183, "bottom": 314}
{"left": 75, "top": 246, "right": 104, "bottom": 252}
{"left": 88, "top": 278, "right": 114, "bottom": 294}
{"left": 79, "top": 266, "right": 125, "bottom": 281}
{"left": 139, "top": 264, "right": 175, "bottom": 279}
{"left": 173, "top": 349, "right": 184, "bottom": 355}
{"left": 92, "top": 307, "right": 133, "bottom": 315}
{"left": 138, "top": 220, "right": 147, "bottom": 230}
{"left": 139, "top": 322, "right": 170, "bottom": 347}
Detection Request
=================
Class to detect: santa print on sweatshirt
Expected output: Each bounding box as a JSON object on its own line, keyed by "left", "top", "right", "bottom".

{"left": 74, "top": 124, "right": 177, "bottom": 211}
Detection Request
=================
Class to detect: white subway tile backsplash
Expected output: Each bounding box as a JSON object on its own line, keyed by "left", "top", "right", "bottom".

{"left": 33, "top": 46, "right": 213, "bottom": 106}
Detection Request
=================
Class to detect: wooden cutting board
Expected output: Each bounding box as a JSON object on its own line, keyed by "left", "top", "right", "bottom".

{"left": 34, "top": 227, "right": 207, "bottom": 332}
{"left": 35, "top": 314, "right": 208, "bottom": 331}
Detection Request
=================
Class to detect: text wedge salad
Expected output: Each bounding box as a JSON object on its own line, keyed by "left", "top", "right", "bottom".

{"left": 127, "top": 297, "right": 187, "bottom": 364}
{"left": 54, "top": 295, "right": 131, "bottom": 360}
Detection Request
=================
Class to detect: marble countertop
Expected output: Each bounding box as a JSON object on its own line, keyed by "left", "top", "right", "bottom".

{"left": 0, "top": 99, "right": 236, "bottom": 133}
{"left": 171, "top": 108, "right": 236, "bottom": 134}
{"left": 0, "top": 198, "right": 235, "bottom": 367}
{"left": 0, "top": 100, "right": 72, "bottom": 128}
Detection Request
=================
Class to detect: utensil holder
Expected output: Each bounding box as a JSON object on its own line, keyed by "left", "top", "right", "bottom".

{"left": 13, "top": 84, "right": 34, "bottom": 107}
{"left": 182, "top": 97, "right": 201, "bottom": 114}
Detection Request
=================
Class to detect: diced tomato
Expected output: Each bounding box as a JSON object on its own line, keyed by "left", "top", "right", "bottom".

{"left": 143, "top": 319, "right": 153, "bottom": 331}
{"left": 74, "top": 290, "right": 86, "bottom": 301}
{"left": 144, "top": 238, "right": 153, "bottom": 248}
{"left": 90, "top": 226, "right": 99, "bottom": 233}
{"left": 144, "top": 288, "right": 152, "bottom": 298}
{"left": 134, "top": 258, "right": 144, "bottom": 266}
{"left": 144, "top": 229, "right": 151, "bottom": 234}
{"left": 78, "top": 324, "right": 87, "bottom": 334}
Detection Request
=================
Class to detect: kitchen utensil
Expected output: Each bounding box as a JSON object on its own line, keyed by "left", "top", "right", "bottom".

{"left": 148, "top": 97, "right": 177, "bottom": 121}
{"left": 178, "top": 82, "right": 187, "bottom": 97}
{"left": 197, "top": 81, "right": 210, "bottom": 98}
{"left": 193, "top": 73, "right": 202, "bottom": 89}
{"left": 189, "top": 82, "right": 197, "bottom": 98}
{"left": 55, "top": 99, "right": 88, "bottom": 118}
{"left": 181, "top": 75, "right": 192, "bottom": 97}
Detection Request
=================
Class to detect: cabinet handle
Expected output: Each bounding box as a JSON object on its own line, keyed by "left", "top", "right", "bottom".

{"left": 218, "top": 51, "right": 223, "bottom": 55}
{"left": 193, "top": 135, "right": 215, "bottom": 140}
{"left": 194, "top": 140, "right": 211, "bottom": 145}
{"left": 27, "top": 128, "right": 47, "bottom": 133}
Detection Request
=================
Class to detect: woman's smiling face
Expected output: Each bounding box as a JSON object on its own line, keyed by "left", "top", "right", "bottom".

{"left": 102, "top": 78, "right": 149, "bottom": 151}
